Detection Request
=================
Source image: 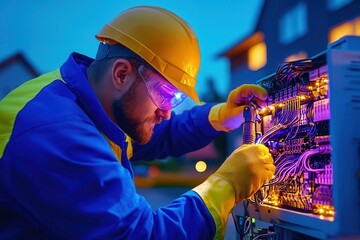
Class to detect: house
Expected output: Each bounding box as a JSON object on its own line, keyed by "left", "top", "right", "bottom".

{"left": 0, "top": 53, "right": 39, "bottom": 100}
{"left": 221, "top": 0, "right": 360, "bottom": 152}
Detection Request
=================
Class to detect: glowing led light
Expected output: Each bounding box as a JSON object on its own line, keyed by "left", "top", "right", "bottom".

{"left": 328, "top": 210, "right": 334, "bottom": 215}
{"left": 252, "top": 218, "right": 256, "bottom": 224}
{"left": 319, "top": 208, "right": 325, "bottom": 214}
{"left": 269, "top": 105, "right": 275, "bottom": 110}
{"left": 195, "top": 161, "right": 207, "bottom": 172}
{"left": 308, "top": 86, "right": 313, "bottom": 90}
{"left": 300, "top": 95, "right": 306, "bottom": 100}
{"left": 174, "top": 92, "right": 183, "bottom": 100}
{"left": 278, "top": 103, "right": 284, "bottom": 107}
{"left": 316, "top": 82, "right": 320, "bottom": 86}
{"left": 323, "top": 78, "right": 328, "bottom": 83}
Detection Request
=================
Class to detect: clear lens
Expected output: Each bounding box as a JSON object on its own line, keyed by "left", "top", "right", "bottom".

{"left": 138, "top": 65, "right": 186, "bottom": 110}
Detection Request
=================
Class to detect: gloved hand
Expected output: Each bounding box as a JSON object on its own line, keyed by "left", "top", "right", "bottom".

{"left": 193, "top": 144, "right": 275, "bottom": 239}
{"left": 212, "top": 144, "right": 275, "bottom": 202}
{"left": 209, "top": 84, "right": 268, "bottom": 132}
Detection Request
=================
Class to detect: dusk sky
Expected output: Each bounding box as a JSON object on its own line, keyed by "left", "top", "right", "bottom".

{"left": 0, "top": 0, "right": 264, "bottom": 100}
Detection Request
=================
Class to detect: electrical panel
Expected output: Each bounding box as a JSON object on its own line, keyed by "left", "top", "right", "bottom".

{"left": 234, "top": 36, "right": 360, "bottom": 240}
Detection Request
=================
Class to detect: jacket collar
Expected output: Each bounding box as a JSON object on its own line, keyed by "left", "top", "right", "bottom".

{"left": 59, "top": 53, "right": 133, "bottom": 172}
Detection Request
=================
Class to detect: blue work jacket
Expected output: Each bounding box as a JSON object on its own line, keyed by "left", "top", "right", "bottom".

{"left": 0, "top": 53, "right": 223, "bottom": 239}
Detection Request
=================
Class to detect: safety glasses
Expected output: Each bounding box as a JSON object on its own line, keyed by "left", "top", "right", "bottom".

{"left": 138, "top": 65, "right": 186, "bottom": 110}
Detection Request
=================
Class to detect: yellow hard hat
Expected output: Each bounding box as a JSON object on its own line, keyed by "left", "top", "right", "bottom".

{"left": 96, "top": 6, "right": 201, "bottom": 104}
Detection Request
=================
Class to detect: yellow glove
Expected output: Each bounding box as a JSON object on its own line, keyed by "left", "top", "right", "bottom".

{"left": 212, "top": 144, "right": 275, "bottom": 202}
{"left": 209, "top": 84, "right": 268, "bottom": 132}
{"left": 193, "top": 144, "right": 275, "bottom": 239}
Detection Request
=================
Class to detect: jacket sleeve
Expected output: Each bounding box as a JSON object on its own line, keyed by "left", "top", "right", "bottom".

{"left": 2, "top": 116, "right": 216, "bottom": 239}
{"left": 131, "top": 103, "right": 225, "bottom": 161}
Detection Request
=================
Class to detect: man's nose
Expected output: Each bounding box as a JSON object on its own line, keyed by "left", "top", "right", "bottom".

{"left": 155, "top": 108, "right": 172, "bottom": 120}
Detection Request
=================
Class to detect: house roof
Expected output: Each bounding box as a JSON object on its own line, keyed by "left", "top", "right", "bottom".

{"left": 219, "top": 1, "right": 266, "bottom": 58}
{"left": 0, "top": 53, "right": 39, "bottom": 77}
{"left": 220, "top": 31, "right": 264, "bottom": 58}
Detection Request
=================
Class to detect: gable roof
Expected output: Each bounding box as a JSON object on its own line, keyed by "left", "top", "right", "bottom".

{"left": 219, "top": 1, "right": 266, "bottom": 57}
{"left": 0, "top": 53, "right": 39, "bottom": 77}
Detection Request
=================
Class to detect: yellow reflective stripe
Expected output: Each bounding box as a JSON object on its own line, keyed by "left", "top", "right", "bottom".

{"left": 125, "top": 134, "right": 133, "bottom": 160}
{"left": 0, "top": 69, "right": 63, "bottom": 158}
{"left": 192, "top": 175, "right": 236, "bottom": 239}
{"left": 103, "top": 135, "right": 133, "bottom": 163}
{"left": 105, "top": 137, "right": 122, "bottom": 162}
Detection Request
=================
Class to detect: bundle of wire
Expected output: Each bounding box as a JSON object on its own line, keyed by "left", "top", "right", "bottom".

{"left": 251, "top": 58, "right": 325, "bottom": 205}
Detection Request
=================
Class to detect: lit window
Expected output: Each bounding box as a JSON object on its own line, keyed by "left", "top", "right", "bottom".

{"left": 248, "top": 42, "right": 267, "bottom": 71}
{"left": 285, "top": 51, "right": 308, "bottom": 62}
{"left": 355, "top": 17, "right": 360, "bottom": 35}
{"left": 329, "top": 17, "right": 360, "bottom": 43}
{"left": 327, "top": 0, "right": 352, "bottom": 11}
{"left": 279, "top": 3, "right": 308, "bottom": 44}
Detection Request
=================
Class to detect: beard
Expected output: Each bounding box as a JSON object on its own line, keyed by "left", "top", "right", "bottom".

{"left": 112, "top": 83, "right": 156, "bottom": 145}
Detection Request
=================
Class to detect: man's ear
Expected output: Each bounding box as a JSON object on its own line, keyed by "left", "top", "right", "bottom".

{"left": 112, "top": 59, "right": 133, "bottom": 90}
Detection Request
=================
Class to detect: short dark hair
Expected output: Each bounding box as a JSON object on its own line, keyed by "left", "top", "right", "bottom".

{"left": 87, "top": 57, "right": 117, "bottom": 85}
{"left": 87, "top": 57, "right": 142, "bottom": 85}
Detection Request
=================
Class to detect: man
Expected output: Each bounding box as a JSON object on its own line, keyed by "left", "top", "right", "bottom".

{"left": 0, "top": 6, "right": 275, "bottom": 239}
